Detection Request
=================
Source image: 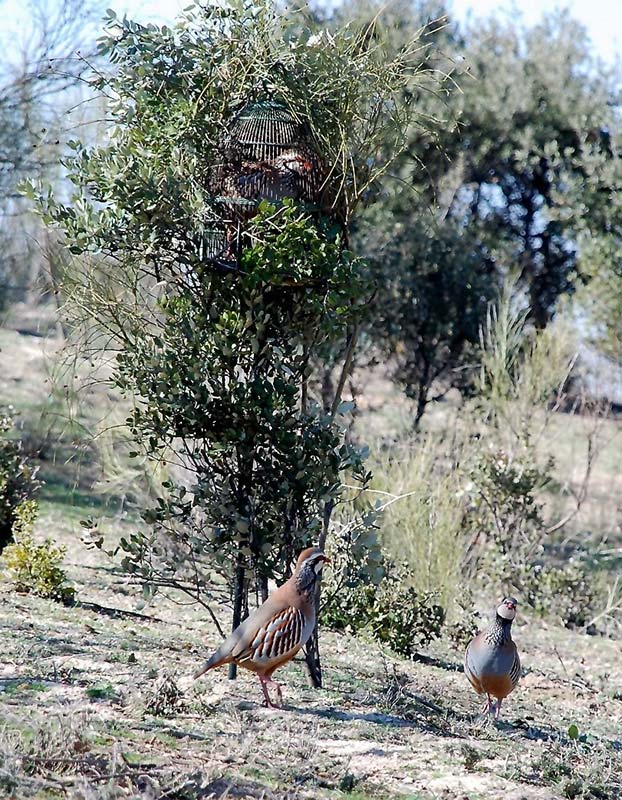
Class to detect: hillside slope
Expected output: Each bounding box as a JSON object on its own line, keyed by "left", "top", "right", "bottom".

{"left": 2, "top": 524, "right": 622, "bottom": 799}
{"left": 1, "top": 324, "right": 622, "bottom": 799}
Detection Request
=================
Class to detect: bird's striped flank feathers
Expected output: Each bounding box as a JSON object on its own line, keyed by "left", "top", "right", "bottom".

{"left": 192, "top": 547, "right": 329, "bottom": 707}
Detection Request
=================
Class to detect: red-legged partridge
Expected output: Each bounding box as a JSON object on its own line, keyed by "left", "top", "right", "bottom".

{"left": 193, "top": 547, "right": 328, "bottom": 707}
{"left": 464, "top": 596, "right": 521, "bottom": 718}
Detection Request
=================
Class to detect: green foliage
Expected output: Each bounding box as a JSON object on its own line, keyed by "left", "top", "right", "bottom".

{"left": 1, "top": 508, "right": 75, "bottom": 604}
{"left": 31, "top": 1, "right": 438, "bottom": 254}
{"left": 462, "top": 436, "right": 593, "bottom": 626}
{"left": 445, "top": 589, "right": 479, "bottom": 649}
{"left": 530, "top": 740, "right": 622, "bottom": 800}
{"left": 340, "top": 2, "right": 622, "bottom": 420}
{"left": 522, "top": 560, "right": 595, "bottom": 628}
{"left": 323, "top": 492, "right": 445, "bottom": 653}
{"left": 323, "top": 559, "right": 444, "bottom": 656}
{"left": 436, "top": 14, "right": 620, "bottom": 328}
{"left": 356, "top": 207, "right": 497, "bottom": 426}
{"left": 464, "top": 444, "right": 552, "bottom": 582}
{"left": 574, "top": 169, "right": 622, "bottom": 364}
{"left": 86, "top": 685, "right": 117, "bottom": 701}
{"left": 92, "top": 207, "right": 372, "bottom": 594}
{"left": 461, "top": 295, "right": 594, "bottom": 623}
{"left": 476, "top": 293, "right": 577, "bottom": 432}
{"left": 30, "top": 1, "right": 441, "bottom": 615}
{"left": 0, "top": 407, "right": 40, "bottom": 552}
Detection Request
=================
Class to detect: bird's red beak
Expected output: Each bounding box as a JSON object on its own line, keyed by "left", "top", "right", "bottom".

{"left": 321, "top": 554, "right": 331, "bottom": 563}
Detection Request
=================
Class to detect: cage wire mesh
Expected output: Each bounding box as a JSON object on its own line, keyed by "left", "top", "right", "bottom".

{"left": 199, "top": 99, "right": 325, "bottom": 267}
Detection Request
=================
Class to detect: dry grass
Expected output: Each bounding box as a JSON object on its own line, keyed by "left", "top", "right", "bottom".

{"left": 2, "top": 513, "right": 622, "bottom": 799}
{"left": 369, "top": 442, "right": 465, "bottom": 611}
{"left": 1, "top": 321, "right": 622, "bottom": 798}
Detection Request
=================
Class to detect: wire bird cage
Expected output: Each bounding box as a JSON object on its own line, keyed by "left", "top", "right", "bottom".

{"left": 199, "top": 99, "right": 326, "bottom": 267}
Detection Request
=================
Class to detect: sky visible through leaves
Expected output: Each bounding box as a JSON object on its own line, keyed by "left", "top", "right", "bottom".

{"left": 0, "top": 0, "right": 621, "bottom": 68}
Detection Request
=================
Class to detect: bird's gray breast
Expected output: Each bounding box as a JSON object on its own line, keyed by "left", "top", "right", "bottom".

{"left": 475, "top": 642, "right": 515, "bottom": 676}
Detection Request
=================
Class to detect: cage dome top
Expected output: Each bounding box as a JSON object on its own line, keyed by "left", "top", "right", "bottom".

{"left": 223, "top": 99, "right": 314, "bottom": 161}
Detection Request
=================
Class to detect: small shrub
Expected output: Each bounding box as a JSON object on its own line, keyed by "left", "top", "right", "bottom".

{"left": 445, "top": 588, "right": 479, "bottom": 649}
{"left": 461, "top": 743, "right": 487, "bottom": 772}
{"left": 522, "top": 559, "right": 595, "bottom": 628}
{"left": 323, "top": 561, "right": 445, "bottom": 657}
{"left": 1, "top": 509, "right": 75, "bottom": 604}
{"left": 144, "top": 673, "right": 188, "bottom": 717}
{"left": 86, "top": 684, "right": 117, "bottom": 701}
{"left": 0, "top": 407, "right": 40, "bottom": 552}
{"left": 529, "top": 741, "right": 621, "bottom": 800}
{"left": 463, "top": 444, "right": 552, "bottom": 585}
{"left": 463, "top": 445, "right": 594, "bottom": 624}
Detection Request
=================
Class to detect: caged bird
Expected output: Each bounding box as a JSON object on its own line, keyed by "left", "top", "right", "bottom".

{"left": 464, "top": 596, "right": 521, "bottom": 719}
{"left": 221, "top": 149, "right": 316, "bottom": 208}
{"left": 193, "top": 547, "right": 329, "bottom": 708}
{"left": 213, "top": 149, "right": 318, "bottom": 262}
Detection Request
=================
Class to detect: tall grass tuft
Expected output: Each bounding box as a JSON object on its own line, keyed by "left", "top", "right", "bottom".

{"left": 370, "top": 438, "right": 465, "bottom": 612}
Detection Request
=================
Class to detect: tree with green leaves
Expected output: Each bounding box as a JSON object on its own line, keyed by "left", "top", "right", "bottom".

{"left": 428, "top": 12, "right": 621, "bottom": 329}
{"left": 30, "top": 1, "right": 442, "bottom": 683}
{"left": 358, "top": 212, "right": 496, "bottom": 426}
{"left": 340, "top": 2, "right": 622, "bottom": 421}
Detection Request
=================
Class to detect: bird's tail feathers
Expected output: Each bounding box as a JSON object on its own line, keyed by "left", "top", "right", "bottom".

{"left": 192, "top": 651, "right": 230, "bottom": 680}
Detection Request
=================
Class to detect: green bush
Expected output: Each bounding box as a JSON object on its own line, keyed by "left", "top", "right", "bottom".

{"left": 445, "top": 588, "right": 479, "bottom": 649}
{"left": 522, "top": 560, "right": 595, "bottom": 628}
{"left": 323, "top": 561, "right": 445, "bottom": 657}
{"left": 0, "top": 407, "right": 40, "bottom": 552}
{"left": 1, "top": 504, "right": 75, "bottom": 604}
{"left": 463, "top": 445, "right": 594, "bottom": 625}
{"left": 463, "top": 445, "right": 552, "bottom": 585}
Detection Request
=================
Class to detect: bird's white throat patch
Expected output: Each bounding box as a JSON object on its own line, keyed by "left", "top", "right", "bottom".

{"left": 497, "top": 604, "right": 516, "bottom": 621}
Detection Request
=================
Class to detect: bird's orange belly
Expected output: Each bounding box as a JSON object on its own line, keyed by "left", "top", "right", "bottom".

{"left": 478, "top": 672, "right": 515, "bottom": 699}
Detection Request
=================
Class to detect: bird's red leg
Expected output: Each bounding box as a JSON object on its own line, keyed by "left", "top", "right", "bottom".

{"left": 494, "top": 698, "right": 503, "bottom": 719}
{"left": 257, "top": 674, "right": 276, "bottom": 708}
{"left": 269, "top": 678, "right": 284, "bottom": 706}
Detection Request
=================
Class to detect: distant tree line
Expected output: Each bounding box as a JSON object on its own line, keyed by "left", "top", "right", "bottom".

{"left": 334, "top": 0, "right": 622, "bottom": 421}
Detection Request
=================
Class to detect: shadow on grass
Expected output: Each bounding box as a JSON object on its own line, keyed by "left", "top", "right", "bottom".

{"left": 39, "top": 472, "right": 108, "bottom": 512}
{"left": 412, "top": 652, "right": 463, "bottom": 672}
{"left": 77, "top": 600, "right": 163, "bottom": 623}
{"left": 296, "top": 704, "right": 424, "bottom": 728}
{"left": 199, "top": 777, "right": 285, "bottom": 799}
{"left": 131, "top": 721, "right": 212, "bottom": 742}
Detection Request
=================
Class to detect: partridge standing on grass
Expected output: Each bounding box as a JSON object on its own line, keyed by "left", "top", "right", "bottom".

{"left": 193, "top": 547, "right": 329, "bottom": 707}
{"left": 464, "top": 596, "right": 521, "bottom": 718}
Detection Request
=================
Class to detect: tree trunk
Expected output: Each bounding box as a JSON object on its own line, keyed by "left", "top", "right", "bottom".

{"left": 304, "top": 322, "right": 361, "bottom": 688}
{"left": 321, "top": 367, "right": 334, "bottom": 413}
{"left": 228, "top": 561, "right": 246, "bottom": 680}
{"left": 303, "top": 499, "right": 334, "bottom": 688}
{"left": 259, "top": 573, "right": 269, "bottom": 604}
{"left": 303, "top": 628, "right": 323, "bottom": 688}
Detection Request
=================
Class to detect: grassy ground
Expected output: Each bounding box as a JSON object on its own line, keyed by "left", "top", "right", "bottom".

{"left": 2, "top": 322, "right": 622, "bottom": 799}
